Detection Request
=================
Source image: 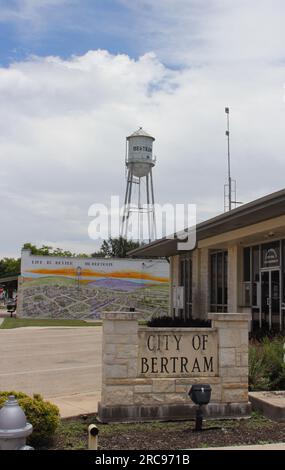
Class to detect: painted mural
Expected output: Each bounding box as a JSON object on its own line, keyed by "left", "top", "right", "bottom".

{"left": 19, "top": 250, "right": 169, "bottom": 319}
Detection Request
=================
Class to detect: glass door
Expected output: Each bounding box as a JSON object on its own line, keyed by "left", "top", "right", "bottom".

{"left": 261, "top": 270, "right": 280, "bottom": 329}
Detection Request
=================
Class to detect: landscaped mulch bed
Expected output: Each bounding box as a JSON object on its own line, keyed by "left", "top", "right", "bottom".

{"left": 43, "top": 413, "right": 285, "bottom": 450}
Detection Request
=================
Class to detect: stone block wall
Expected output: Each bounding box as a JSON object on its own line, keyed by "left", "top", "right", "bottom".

{"left": 209, "top": 313, "right": 249, "bottom": 404}
{"left": 98, "top": 312, "right": 251, "bottom": 423}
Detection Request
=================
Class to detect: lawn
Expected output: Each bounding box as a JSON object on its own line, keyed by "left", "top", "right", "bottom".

{"left": 42, "top": 412, "right": 285, "bottom": 450}
{"left": 0, "top": 317, "right": 101, "bottom": 329}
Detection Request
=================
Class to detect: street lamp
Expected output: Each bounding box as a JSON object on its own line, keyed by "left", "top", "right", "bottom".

{"left": 188, "top": 384, "right": 212, "bottom": 431}
{"left": 76, "top": 267, "right": 82, "bottom": 291}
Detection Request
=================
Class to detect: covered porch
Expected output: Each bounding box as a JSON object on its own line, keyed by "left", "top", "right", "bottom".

{"left": 129, "top": 189, "right": 285, "bottom": 331}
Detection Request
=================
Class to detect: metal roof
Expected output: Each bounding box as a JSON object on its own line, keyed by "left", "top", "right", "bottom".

{"left": 128, "top": 188, "right": 285, "bottom": 257}
{"left": 127, "top": 127, "right": 155, "bottom": 141}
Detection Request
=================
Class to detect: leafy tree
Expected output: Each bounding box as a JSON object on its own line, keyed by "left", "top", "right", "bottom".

{"left": 22, "top": 243, "right": 86, "bottom": 258}
{"left": 92, "top": 237, "right": 141, "bottom": 258}
{"left": 0, "top": 238, "right": 140, "bottom": 278}
{"left": 0, "top": 258, "right": 21, "bottom": 277}
{"left": 22, "top": 239, "right": 141, "bottom": 261}
{"left": 22, "top": 243, "right": 53, "bottom": 256}
{"left": 50, "top": 248, "right": 74, "bottom": 257}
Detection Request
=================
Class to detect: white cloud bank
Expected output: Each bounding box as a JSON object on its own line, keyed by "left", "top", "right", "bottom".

{"left": 1, "top": 1, "right": 285, "bottom": 257}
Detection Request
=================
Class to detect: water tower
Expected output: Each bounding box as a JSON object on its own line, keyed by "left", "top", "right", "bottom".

{"left": 121, "top": 127, "right": 157, "bottom": 242}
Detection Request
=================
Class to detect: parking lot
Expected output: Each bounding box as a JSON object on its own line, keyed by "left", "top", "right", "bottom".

{"left": 0, "top": 326, "right": 102, "bottom": 416}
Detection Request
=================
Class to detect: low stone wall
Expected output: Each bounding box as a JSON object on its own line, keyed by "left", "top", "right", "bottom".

{"left": 98, "top": 312, "right": 251, "bottom": 423}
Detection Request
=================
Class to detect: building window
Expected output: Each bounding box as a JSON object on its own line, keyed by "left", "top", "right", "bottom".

{"left": 179, "top": 255, "right": 192, "bottom": 319}
{"left": 210, "top": 250, "right": 228, "bottom": 312}
{"left": 282, "top": 241, "right": 285, "bottom": 328}
{"left": 243, "top": 247, "right": 251, "bottom": 282}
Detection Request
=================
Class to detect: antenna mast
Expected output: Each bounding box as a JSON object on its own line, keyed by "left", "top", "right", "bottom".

{"left": 225, "top": 107, "right": 232, "bottom": 211}
{"left": 224, "top": 107, "right": 242, "bottom": 211}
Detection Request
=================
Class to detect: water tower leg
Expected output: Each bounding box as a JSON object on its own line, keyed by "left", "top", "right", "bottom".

{"left": 150, "top": 168, "right": 157, "bottom": 239}
{"left": 138, "top": 177, "right": 141, "bottom": 240}
{"left": 124, "top": 169, "right": 134, "bottom": 239}
{"left": 146, "top": 174, "right": 151, "bottom": 243}
{"left": 121, "top": 169, "right": 131, "bottom": 238}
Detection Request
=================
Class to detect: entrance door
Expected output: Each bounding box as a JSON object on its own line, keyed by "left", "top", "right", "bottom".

{"left": 261, "top": 270, "right": 280, "bottom": 329}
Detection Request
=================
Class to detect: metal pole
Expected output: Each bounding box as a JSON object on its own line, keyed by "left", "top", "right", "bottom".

{"left": 138, "top": 177, "right": 141, "bottom": 241}
{"left": 150, "top": 168, "right": 157, "bottom": 240}
{"left": 121, "top": 169, "right": 131, "bottom": 238}
{"left": 88, "top": 424, "right": 99, "bottom": 450}
{"left": 225, "top": 107, "right": 232, "bottom": 211}
{"left": 124, "top": 168, "right": 133, "bottom": 239}
{"left": 195, "top": 406, "right": 203, "bottom": 432}
{"left": 146, "top": 173, "right": 151, "bottom": 243}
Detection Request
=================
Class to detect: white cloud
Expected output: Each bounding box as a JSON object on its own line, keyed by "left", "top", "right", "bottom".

{"left": 0, "top": 0, "right": 69, "bottom": 22}
{"left": 1, "top": 2, "right": 285, "bottom": 257}
{"left": 120, "top": 0, "right": 285, "bottom": 65}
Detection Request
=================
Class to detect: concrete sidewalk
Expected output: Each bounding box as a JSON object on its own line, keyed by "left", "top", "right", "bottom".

{"left": 196, "top": 443, "right": 285, "bottom": 450}
{"left": 249, "top": 391, "right": 285, "bottom": 422}
{"left": 50, "top": 392, "right": 100, "bottom": 418}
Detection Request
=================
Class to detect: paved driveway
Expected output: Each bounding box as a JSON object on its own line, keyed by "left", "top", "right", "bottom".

{"left": 0, "top": 327, "right": 102, "bottom": 416}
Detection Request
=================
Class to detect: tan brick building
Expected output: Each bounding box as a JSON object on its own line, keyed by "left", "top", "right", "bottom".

{"left": 130, "top": 189, "right": 285, "bottom": 331}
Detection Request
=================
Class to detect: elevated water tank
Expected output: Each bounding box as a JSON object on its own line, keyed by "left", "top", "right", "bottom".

{"left": 126, "top": 127, "right": 156, "bottom": 178}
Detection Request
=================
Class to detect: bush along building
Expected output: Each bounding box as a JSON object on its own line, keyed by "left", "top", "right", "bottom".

{"left": 129, "top": 188, "right": 285, "bottom": 332}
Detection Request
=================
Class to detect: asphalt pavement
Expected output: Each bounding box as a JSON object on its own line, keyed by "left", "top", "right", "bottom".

{"left": 0, "top": 326, "right": 102, "bottom": 417}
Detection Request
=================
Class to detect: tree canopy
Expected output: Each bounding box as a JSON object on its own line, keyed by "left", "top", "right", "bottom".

{"left": 0, "top": 238, "right": 141, "bottom": 278}
{"left": 23, "top": 239, "right": 141, "bottom": 259}
{"left": 91, "top": 237, "right": 141, "bottom": 258}
{"left": 0, "top": 258, "right": 21, "bottom": 278}
{"left": 22, "top": 243, "right": 89, "bottom": 258}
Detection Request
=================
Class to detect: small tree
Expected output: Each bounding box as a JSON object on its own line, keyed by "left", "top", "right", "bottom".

{"left": 22, "top": 243, "right": 88, "bottom": 258}
{"left": 0, "top": 258, "right": 21, "bottom": 277}
{"left": 92, "top": 237, "right": 141, "bottom": 258}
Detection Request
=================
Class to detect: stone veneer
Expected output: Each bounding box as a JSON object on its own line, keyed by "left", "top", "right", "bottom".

{"left": 98, "top": 312, "right": 251, "bottom": 423}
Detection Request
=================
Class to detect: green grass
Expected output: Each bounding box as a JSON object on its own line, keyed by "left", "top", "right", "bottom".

{"left": 0, "top": 317, "right": 102, "bottom": 329}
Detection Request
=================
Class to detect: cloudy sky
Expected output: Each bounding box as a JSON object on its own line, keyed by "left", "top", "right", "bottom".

{"left": 1, "top": 0, "right": 285, "bottom": 257}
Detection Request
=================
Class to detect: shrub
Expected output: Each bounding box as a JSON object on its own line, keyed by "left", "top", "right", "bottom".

{"left": 147, "top": 315, "right": 211, "bottom": 328}
{"left": 0, "top": 391, "right": 60, "bottom": 446}
{"left": 250, "top": 325, "right": 285, "bottom": 341}
{"left": 249, "top": 344, "right": 271, "bottom": 390}
{"left": 249, "top": 337, "right": 285, "bottom": 391}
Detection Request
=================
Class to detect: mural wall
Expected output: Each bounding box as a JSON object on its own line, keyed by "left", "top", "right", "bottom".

{"left": 18, "top": 250, "right": 169, "bottom": 320}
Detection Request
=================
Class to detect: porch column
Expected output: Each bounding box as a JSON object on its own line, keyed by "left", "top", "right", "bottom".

{"left": 199, "top": 248, "right": 210, "bottom": 319}
{"left": 227, "top": 244, "right": 242, "bottom": 312}
{"left": 192, "top": 248, "right": 201, "bottom": 318}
